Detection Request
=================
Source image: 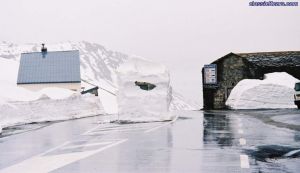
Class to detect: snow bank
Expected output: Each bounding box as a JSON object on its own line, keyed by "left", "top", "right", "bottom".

{"left": 0, "top": 58, "right": 36, "bottom": 102}
{"left": 226, "top": 72, "right": 298, "bottom": 109}
{"left": 0, "top": 58, "right": 105, "bottom": 128}
{"left": 97, "top": 89, "right": 118, "bottom": 114}
{"left": 170, "top": 92, "right": 199, "bottom": 111}
{"left": 37, "top": 88, "right": 76, "bottom": 100}
{"left": 0, "top": 94, "right": 104, "bottom": 128}
{"left": 116, "top": 57, "right": 174, "bottom": 122}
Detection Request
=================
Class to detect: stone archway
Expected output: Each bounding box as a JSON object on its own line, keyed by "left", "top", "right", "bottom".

{"left": 202, "top": 51, "right": 300, "bottom": 110}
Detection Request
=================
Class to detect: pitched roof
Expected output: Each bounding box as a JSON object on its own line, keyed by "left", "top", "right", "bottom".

{"left": 236, "top": 51, "right": 300, "bottom": 67}
{"left": 211, "top": 52, "right": 236, "bottom": 64}
{"left": 17, "top": 50, "right": 81, "bottom": 84}
{"left": 211, "top": 51, "right": 300, "bottom": 67}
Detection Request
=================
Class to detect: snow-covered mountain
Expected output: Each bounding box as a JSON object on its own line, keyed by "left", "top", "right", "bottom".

{"left": 0, "top": 41, "right": 198, "bottom": 111}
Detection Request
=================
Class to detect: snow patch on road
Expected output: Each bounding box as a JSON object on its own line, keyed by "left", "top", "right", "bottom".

{"left": 226, "top": 72, "right": 298, "bottom": 109}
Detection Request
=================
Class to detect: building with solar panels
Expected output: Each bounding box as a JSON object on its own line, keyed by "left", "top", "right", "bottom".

{"left": 17, "top": 45, "right": 81, "bottom": 92}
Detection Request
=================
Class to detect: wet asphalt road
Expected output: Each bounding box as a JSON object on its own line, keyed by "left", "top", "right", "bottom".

{"left": 0, "top": 109, "right": 299, "bottom": 173}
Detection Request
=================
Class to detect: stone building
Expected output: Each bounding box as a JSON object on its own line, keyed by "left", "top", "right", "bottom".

{"left": 202, "top": 51, "right": 300, "bottom": 109}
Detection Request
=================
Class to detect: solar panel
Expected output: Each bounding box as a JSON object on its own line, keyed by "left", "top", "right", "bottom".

{"left": 17, "top": 50, "right": 81, "bottom": 84}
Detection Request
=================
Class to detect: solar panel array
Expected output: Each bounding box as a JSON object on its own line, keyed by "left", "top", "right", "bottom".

{"left": 17, "top": 50, "right": 81, "bottom": 84}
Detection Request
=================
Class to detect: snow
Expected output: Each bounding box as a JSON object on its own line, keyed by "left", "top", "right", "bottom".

{"left": 0, "top": 41, "right": 197, "bottom": 111}
{"left": 226, "top": 72, "right": 298, "bottom": 109}
{"left": 0, "top": 41, "right": 197, "bottom": 128}
{"left": 170, "top": 92, "right": 199, "bottom": 111}
{"left": 0, "top": 58, "right": 77, "bottom": 102}
{"left": 0, "top": 94, "right": 104, "bottom": 128}
{"left": 117, "top": 57, "right": 167, "bottom": 75}
{"left": 0, "top": 57, "right": 104, "bottom": 128}
{"left": 97, "top": 89, "right": 118, "bottom": 114}
{"left": 38, "top": 88, "right": 76, "bottom": 100}
{"left": 116, "top": 57, "right": 174, "bottom": 122}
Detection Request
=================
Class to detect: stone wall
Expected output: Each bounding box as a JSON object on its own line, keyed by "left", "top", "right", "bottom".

{"left": 203, "top": 54, "right": 248, "bottom": 109}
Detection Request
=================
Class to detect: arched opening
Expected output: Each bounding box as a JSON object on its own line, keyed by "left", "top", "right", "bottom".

{"left": 202, "top": 51, "right": 300, "bottom": 110}
{"left": 226, "top": 72, "right": 299, "bottom": 109}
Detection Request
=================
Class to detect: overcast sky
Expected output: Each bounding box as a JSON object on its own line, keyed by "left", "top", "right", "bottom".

{"left": 1, "top": 0, "right": 300, "bottom": 105}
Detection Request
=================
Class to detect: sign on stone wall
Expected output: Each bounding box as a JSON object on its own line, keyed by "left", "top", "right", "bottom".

{"left": 204, "top": 64, "right": 217, "bottom": 85}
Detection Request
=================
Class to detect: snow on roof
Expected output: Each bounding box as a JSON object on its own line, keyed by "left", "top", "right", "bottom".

{"left": 17, "top": 50, "right": 81, "bottom": 84}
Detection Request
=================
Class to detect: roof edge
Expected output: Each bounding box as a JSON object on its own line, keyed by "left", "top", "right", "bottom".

{"left": 21, "top": 50, "right": 79, "bottom": 55}
{"left": 17, "top": 81, "right": 81, "bottom": 85}
{"left": 211, "top": 52, "right": 238, "bottom": 64}
{"left": 236, "top": 51, "right": 300, "bottom": 56}
{"left": 210, "top": 51, "right": 300, "bottom": 64}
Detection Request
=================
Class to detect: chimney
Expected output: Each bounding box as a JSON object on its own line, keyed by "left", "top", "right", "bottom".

{"left": 41, "top": 43, "right": 47, "bottom": 53}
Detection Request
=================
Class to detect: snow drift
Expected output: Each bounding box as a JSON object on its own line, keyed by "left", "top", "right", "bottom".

{"left": 226, "top": 72, "right": 298, "bottom": 109}
{"left": 117, "top": 58, "right": 174, "bottom": 122}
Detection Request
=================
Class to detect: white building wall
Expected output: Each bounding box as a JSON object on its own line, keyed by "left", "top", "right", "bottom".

{"left": 17, "top": 83, "right": 81, "bottom": 92}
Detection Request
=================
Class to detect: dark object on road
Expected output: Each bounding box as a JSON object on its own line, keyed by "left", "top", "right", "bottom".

{"left": 246, "top": 145, "right": 300, "bottom": 162}
{"left": 81, "top": 86, "right": 99, "bottom": 96}
{"left": 135, "top": 81, "right": 156, "bottom": 91}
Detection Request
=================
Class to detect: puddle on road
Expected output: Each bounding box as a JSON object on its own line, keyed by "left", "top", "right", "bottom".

{"left": 246, "top": 145, "right": 300, "bottom": 162}
{"left": 203, "top": 112, "right": 235, "bottom": 147}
